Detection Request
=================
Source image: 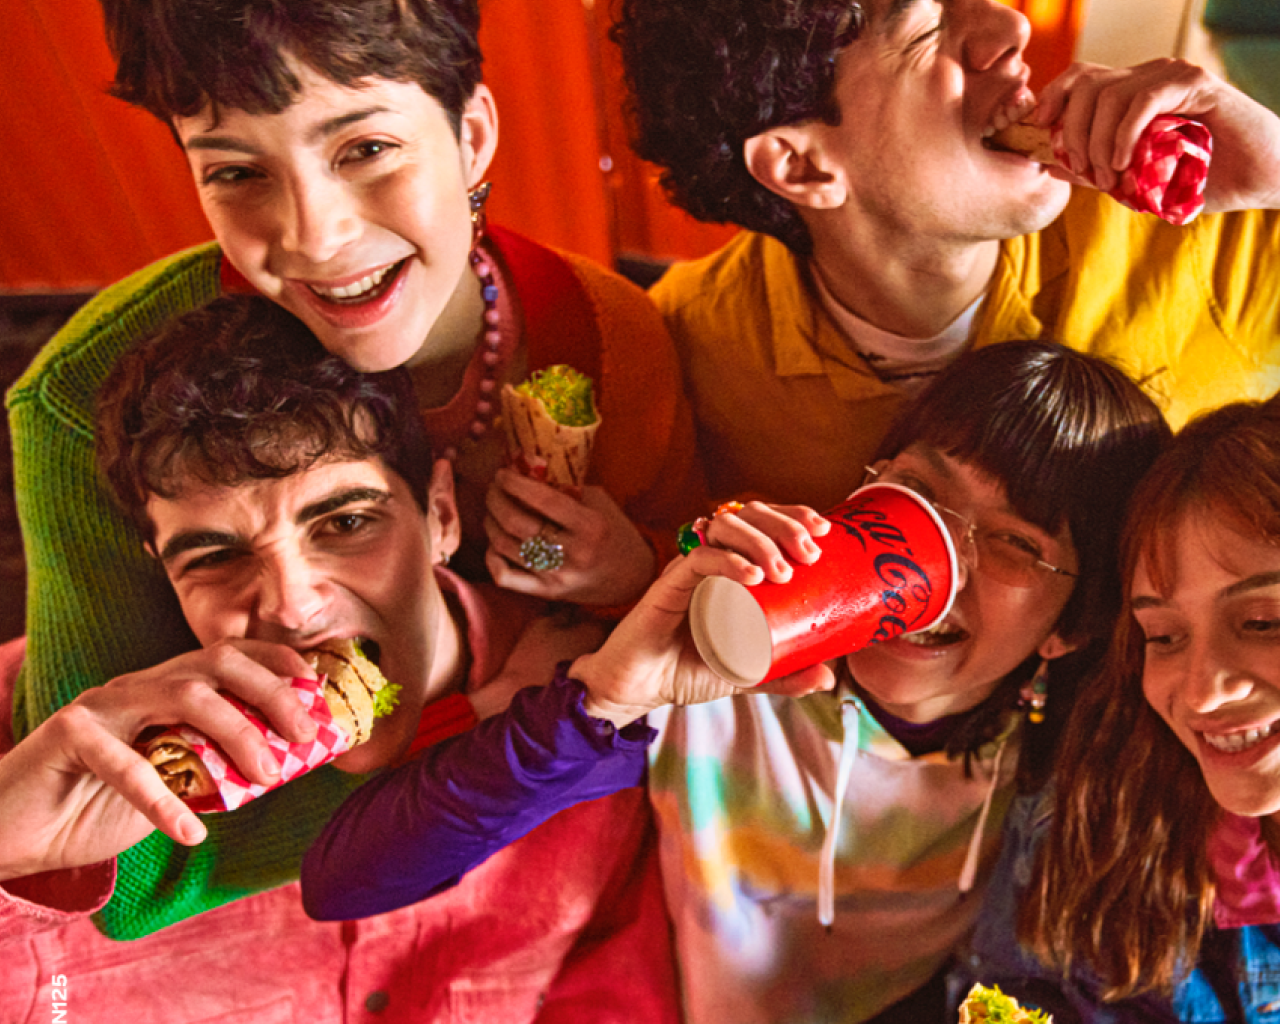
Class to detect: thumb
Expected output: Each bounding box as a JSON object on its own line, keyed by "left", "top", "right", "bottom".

{"left": 757, "top": 662, "right": 837, "bottom": 698}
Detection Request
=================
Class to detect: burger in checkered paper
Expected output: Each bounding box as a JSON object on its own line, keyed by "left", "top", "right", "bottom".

{"left": 140, "top": 638, "right": 399, "bottom": 812}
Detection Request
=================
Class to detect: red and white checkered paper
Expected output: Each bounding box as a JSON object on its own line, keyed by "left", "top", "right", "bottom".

{"left": 1052, "top": 115, "right": 1213, "bottom": 226}
{"left": 158, "top": 675, "right": 353, "bottom": 813}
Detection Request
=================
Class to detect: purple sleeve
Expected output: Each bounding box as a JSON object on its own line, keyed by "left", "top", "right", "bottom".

{"left": 300, "top": 666, "right": 654, "bottom": 921}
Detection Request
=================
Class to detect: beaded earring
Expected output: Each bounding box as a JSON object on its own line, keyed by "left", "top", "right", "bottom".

{"left": 1021, "top": 659, "right": 1049, "bottom": 724}
{"left": 468, "top": 181, "right": 492, "bottom": 248}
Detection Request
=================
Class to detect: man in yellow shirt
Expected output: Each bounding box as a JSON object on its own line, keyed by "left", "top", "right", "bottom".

{"left": 615, "top": 0, "right": 1280, "bottom": 509}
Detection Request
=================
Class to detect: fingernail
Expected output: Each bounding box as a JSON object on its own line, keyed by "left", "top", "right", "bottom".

{"left": 179, "top": 814, "right": 206, "bottom": 845}
{"left": 801, "top": 538, "right": 820, "bottom": 561}
{"left": 774, "top": 560, "right": 793, "bottom": 580}
{"left": 260, "top": 751, "right": 281, "bottom": 778}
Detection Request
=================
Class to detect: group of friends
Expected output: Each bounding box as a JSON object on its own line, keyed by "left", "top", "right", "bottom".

{"left": 1, "top": 0, "right": 1279, "bottom": 1021}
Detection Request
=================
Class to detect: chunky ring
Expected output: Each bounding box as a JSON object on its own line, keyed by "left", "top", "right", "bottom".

{"left": 714, "top": 500, "right": 745, "bottom": 518}
{"left": 519, "top": 524, "right": 565, "bottom": 573}
{"left": 677, "top": 516, "right": 711, "bottom": 556}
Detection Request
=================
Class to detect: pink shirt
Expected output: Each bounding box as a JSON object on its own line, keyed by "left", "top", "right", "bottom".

{"left": 1210, "top": 812, "right": 1280, "bottom": 930}
{"left": 0, "top": 573, "right": 678, "bottom": 1023}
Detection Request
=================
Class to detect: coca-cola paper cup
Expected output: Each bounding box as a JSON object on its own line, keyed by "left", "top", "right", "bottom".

{"left": 689, "top": 484, "right": 959, "bottom": 686}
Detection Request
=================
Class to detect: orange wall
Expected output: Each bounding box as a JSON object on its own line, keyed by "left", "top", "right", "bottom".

{"left": 0, "top": 0, "right": 1082, "bottom": 292}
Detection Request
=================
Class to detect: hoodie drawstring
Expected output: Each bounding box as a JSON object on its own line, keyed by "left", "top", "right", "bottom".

{"left": 818, "top": 697, "right": 863, "bottom": 928}
{"left": 958, "top": 737, "right": 1008, "bottom": 894}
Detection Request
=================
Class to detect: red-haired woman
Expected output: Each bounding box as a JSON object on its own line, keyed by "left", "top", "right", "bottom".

{"left": 962, "top": 395, "right": 1280, "bottom": 1022}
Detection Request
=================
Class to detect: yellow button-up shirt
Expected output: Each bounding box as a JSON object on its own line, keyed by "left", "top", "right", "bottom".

{"left": 653, "top": 189, "right": 1280, "bottom": 511}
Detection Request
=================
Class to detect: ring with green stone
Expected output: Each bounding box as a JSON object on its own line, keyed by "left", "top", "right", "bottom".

{"left": 677, "top": 516, "right": 710, "bottom": 556}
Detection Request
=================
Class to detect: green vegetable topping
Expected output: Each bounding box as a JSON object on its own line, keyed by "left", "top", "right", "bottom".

{"left": 516, "top": 364, "right": 596, "bottom": 427}
{"left": 964, "top": 984, "right": 1050, "bottom": 1023}
{"left": 372, "top": 683, "right": 401, "bottom": 718}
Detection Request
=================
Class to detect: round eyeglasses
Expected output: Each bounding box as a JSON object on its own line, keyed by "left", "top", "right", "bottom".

{"left": 862, "top": 466, "right": 1079, "bottom": 588}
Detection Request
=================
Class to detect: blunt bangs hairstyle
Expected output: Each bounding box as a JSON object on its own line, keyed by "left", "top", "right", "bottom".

{"left": 97, "top": 295, "right": 433, "bottom": 544}
{"left": 1024, "top": 397, "right": 1280, "bottom": 999}
{"left": 101, "top": 0, "right": 483, "bottom": 131}
{"left": 612, "top": 0, "right": 864, "bottom": 255}
{"left": 873, "top": 341, "right": 1171, "bottom": 647}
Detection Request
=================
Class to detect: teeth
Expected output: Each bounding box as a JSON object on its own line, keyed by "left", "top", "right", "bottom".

{"left": 311, "top": 263, "right": 394, "bottom": 301}
{"left": 903, "top": 620, "right": 964, "bottom": 646}
{"left": 1203, "top": 722, "right": 1278, "bottom": 753}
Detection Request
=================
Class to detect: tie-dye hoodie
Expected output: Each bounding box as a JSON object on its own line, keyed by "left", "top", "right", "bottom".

{"left": 647, "top": 680, "right": 1021, "bottom": 1023}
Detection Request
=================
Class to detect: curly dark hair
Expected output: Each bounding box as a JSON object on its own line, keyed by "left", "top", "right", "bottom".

{"left": 100, "top": 0, "right": 483, "bottom": 132}
{"left": 96, "top": 295, "right": 433, "bottom": 542}
{"left": 612, "top": 0, "right": 864, "bottom": 254}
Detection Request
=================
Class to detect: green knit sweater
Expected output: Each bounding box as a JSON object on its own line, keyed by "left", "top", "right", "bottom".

{"left": 7, "top": 230, "right": 704, "bottom": 940}
{"left": 6, "top": 244, "right": 366, "bottom": 939}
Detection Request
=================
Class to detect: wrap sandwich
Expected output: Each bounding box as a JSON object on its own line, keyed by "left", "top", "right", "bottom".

{"left": 988, "top": 115, "right": 1212, "bottom": 225}
{"left": 500, "top": 364, "right": 600, "bottom": 497}
{"left": 958, "top": 983, "right": 1052, "bottom": 1024}
{"left": 143, "top": 637, "right": 399, "bottom": 808}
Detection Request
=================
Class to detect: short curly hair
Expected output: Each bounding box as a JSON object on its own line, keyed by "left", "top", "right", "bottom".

{"left": 612, "top": 0, "right": 863, "bottom": 254}
{"left": 97, "top": 295, "right": 433, "bottom": 543}
{"left": 100, "top": 0, "right": 483, "bottom": 133}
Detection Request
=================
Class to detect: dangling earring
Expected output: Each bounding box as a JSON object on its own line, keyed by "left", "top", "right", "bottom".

{"left": 468, "top": 181, "right": 492, "bottom": 249}
{"left": 1021, "top": 659, "right": 1049, "bottom": 724}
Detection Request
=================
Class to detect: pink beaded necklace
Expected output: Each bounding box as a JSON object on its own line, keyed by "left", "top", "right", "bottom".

{"left": 422, "top": 242, "right": 518, "bottom": 462}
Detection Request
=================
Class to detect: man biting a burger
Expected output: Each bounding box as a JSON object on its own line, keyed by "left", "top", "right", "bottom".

{"left": 0, "top": 292, "right": 825, "bottom": 1018}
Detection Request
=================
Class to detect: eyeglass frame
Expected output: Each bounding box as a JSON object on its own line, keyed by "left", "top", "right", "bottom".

{"left": 861, "top": 465, "right": 1079, "bottom": 585}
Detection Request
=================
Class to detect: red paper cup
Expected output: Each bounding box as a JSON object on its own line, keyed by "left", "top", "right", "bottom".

{"left": 689, "top": 484, "right": 959, "bottom": 687}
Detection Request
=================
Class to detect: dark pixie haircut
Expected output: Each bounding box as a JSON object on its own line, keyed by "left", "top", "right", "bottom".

{"left": 612, "top": 0, "right": 864, "bottom": 255}
{"left": 97, "top": 295, "right": 433, "bottom": 543}
{"left": 873, "top": 342, "right": 1171, "bottom": 787}
{"left": 101, "top": 0, "right": 483, "bottom": 132}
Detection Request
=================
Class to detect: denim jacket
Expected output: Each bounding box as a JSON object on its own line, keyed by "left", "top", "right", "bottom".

{"left": 955, "top": 790, "right": 1280, "bottom": 1024}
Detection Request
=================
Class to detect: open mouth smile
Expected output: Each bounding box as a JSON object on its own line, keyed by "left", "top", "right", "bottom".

{"left": 1202, "top": 721, "right": 1280, "bottom": 754}
{"left": 902, "top": 619, "right": 968, "bottom": 648}
{"left": 307, "top": 259, "right": 408, "bottom": 305}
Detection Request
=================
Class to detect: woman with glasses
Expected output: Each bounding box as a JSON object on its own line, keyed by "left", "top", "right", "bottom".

{"left": 960, "top": 396, "right": 1280, "bottom": 1023}
{"left": 297, "top": 340, "right": 1166, "bottom": 1023}
{"left": 640, "top": 340, "right": 1169, "bottom": 1024}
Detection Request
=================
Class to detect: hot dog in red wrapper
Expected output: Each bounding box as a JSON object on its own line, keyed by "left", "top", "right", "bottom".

{"left": 991, "top": 115, "right": 1213, "bottom": 225}
{"left": 141, "top": 639, "right": 397, "bottom": 812}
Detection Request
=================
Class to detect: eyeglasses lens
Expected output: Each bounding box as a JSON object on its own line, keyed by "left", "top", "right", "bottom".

{"left": 869, "top": 473, "right": 1044, "bottom": 588}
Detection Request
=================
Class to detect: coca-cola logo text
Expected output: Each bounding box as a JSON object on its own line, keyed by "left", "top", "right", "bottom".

{"left": 828, "top": 496, "right": 939, "bottom": 644}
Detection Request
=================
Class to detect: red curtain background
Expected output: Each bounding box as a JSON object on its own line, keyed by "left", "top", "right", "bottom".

{"left": 0, "top": 0, "right": 1084, "bottom": 293}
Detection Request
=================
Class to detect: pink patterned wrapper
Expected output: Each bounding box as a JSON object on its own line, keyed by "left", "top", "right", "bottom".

{"left": 148, "top": 676, "right": 353, "bottom": 813}
{"left": 1051, "top": 115, "right": 1213, "bottom": 225}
